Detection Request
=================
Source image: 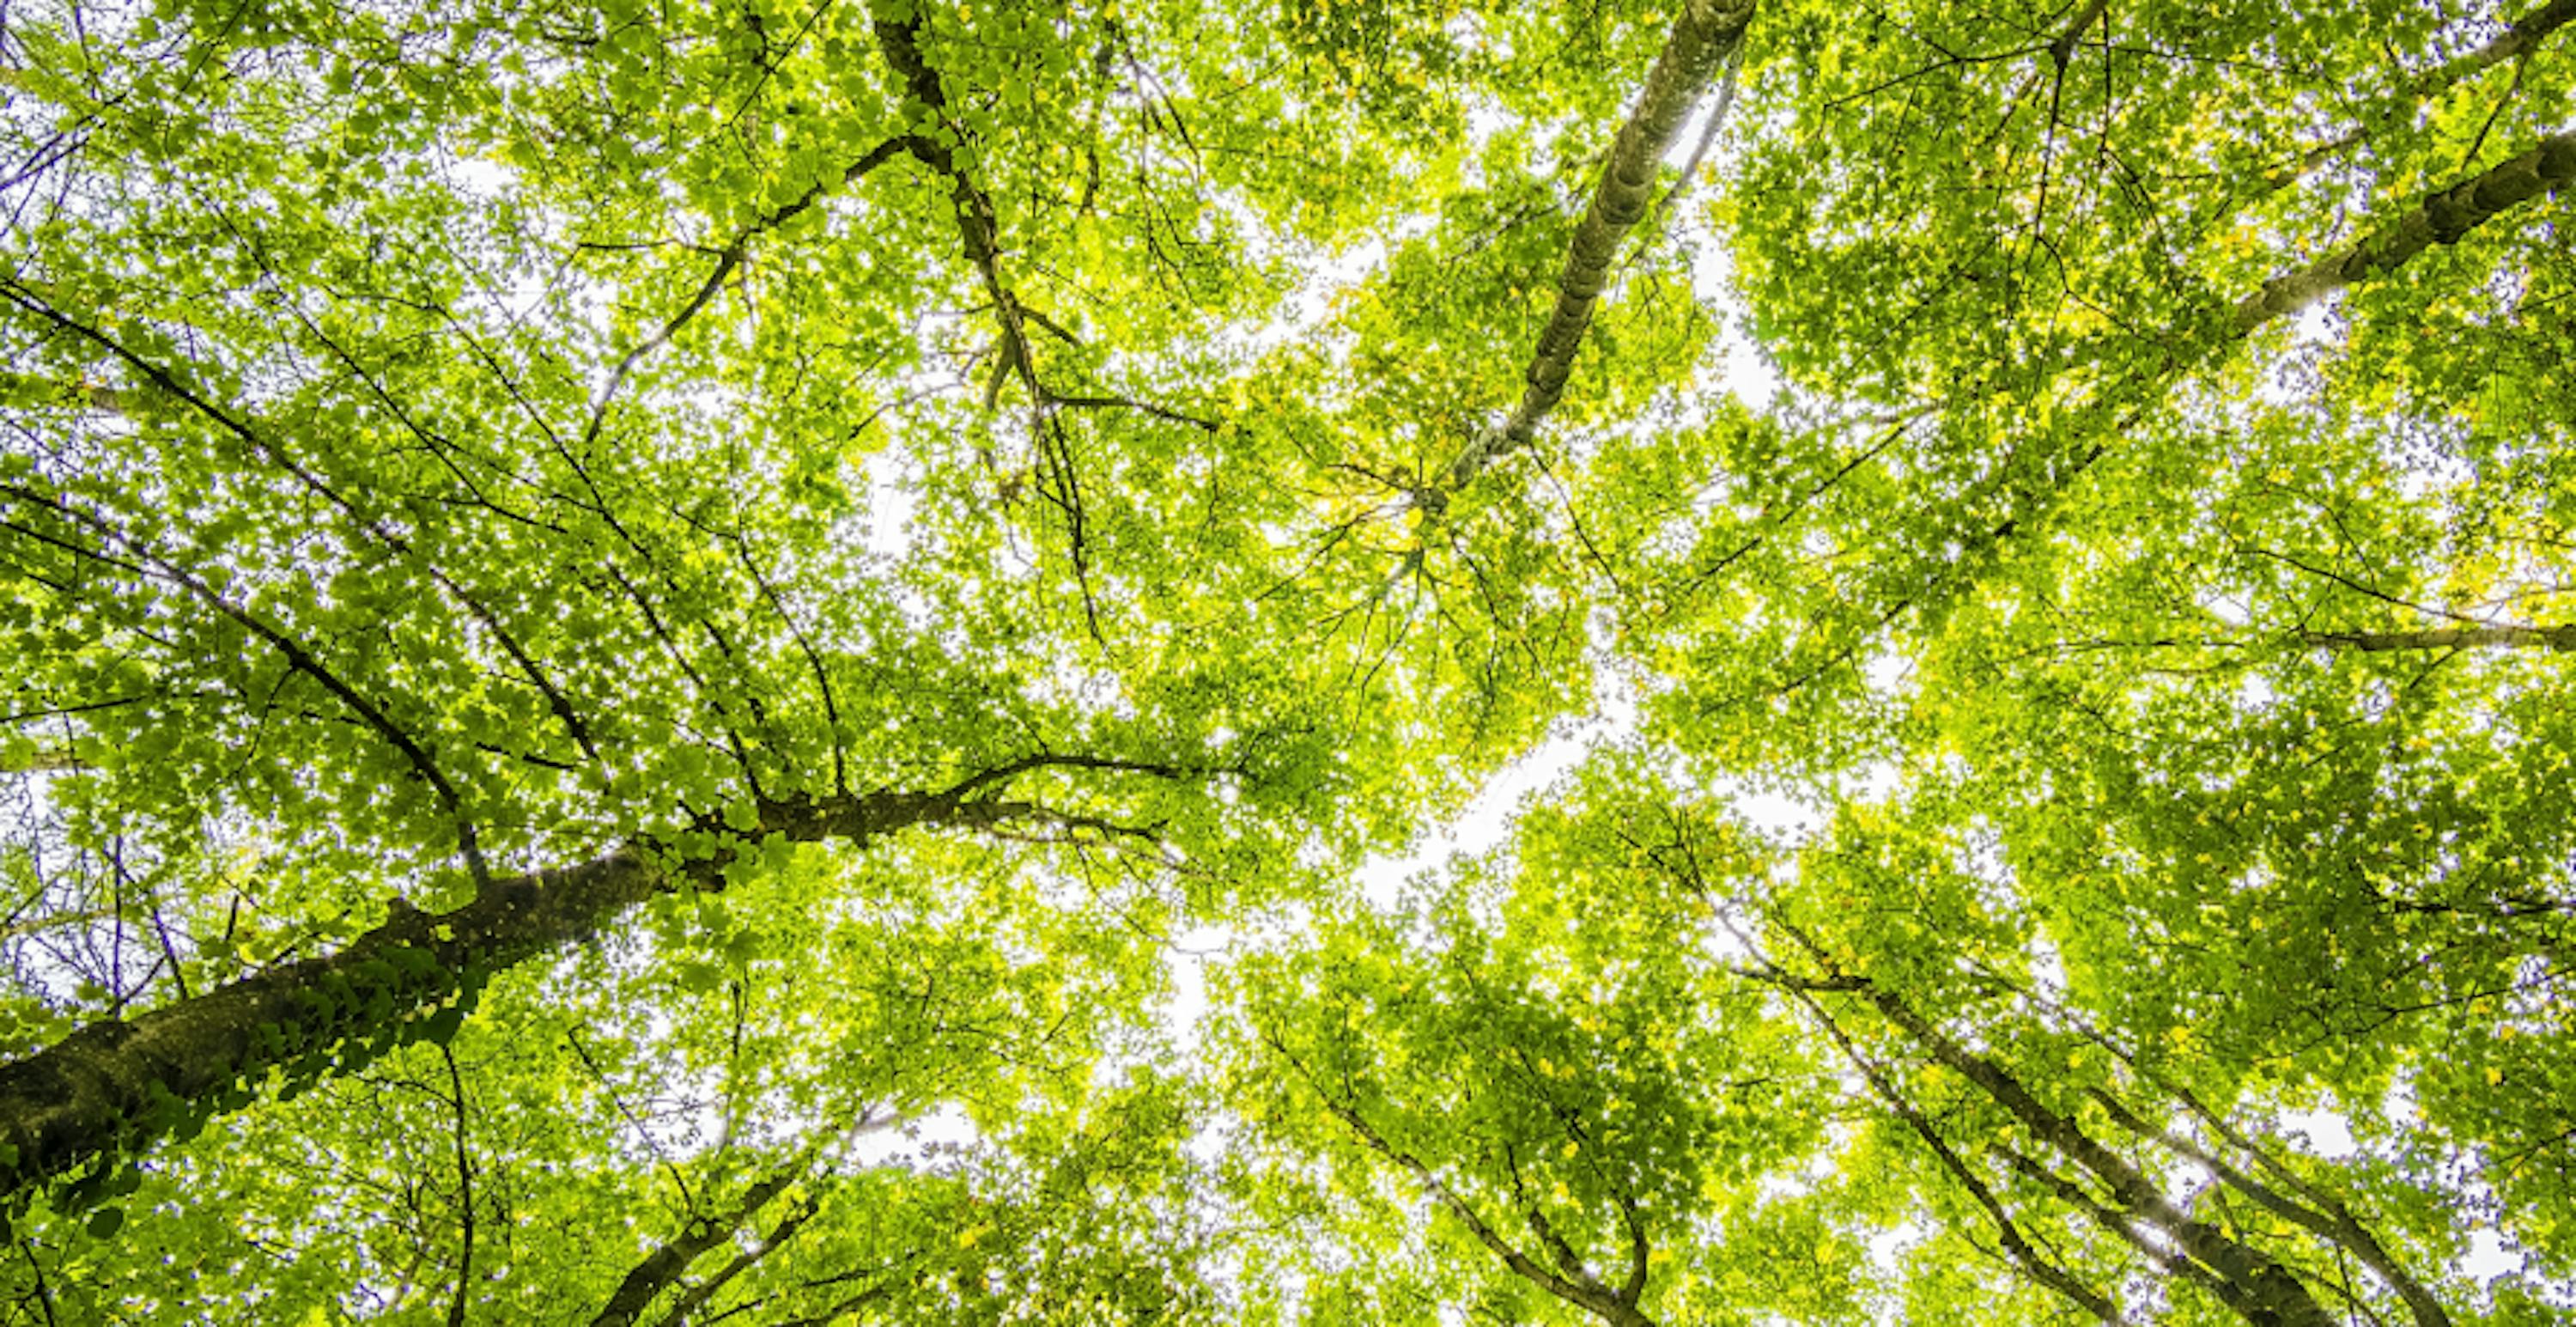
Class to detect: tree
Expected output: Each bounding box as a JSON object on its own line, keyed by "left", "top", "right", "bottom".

{"left": 6, "top": 0, "right": 2574, "bottom": 1320}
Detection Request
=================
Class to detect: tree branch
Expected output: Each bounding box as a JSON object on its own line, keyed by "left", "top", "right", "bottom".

{"left": 2299, "top": 624, "right": 2575, "bottom": 654}
{"left": 440, "top": 1044, "right": 476, "bottom": 1327}
{"left": 584, "top": 137, "right": 914, "bottom": 443}
{"left": 1758, "top": 965, "right": 2121, "bottom": 1324}
{"left": 1265, "top": 1032, "right": 1654, "bottom": 1324}
{"left": 647, "top": 1195, "right": 820, "bottom": 1327}
{"left": 1, "top": 481, "right": 495, "bottom": 888}
{"left": 871, "top": 15, "right": 1042, "bottom": 409}
{"left": 0, "top": 765, "right": 1139, "bottom": 1202}
{"left": 1442, "top": 0, "right": 1757, "bottom": 495}
{"left": 2084, "top": 1087, "right": 2452, "bottom": 1327}
{"left": 589, "top": 1164, "right": 804, "bottom": 1327}
{"left": 1860, "top": 986, "right": 2342, "bottom": 1327}
{"left": 2234, "top": 129, "right": 2576, "bottom": 333}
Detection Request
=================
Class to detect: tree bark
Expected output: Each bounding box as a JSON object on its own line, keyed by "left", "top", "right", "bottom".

{"left": 1863, "top": 989, "right": 2341, "bottom": 1327}
{"left": 645, "top": 1193, "right": 817, "bottom": 1327}
{"left": 2086, "top": 1087, "right": 2452, "bottom": 1327}
{"left": 2438, "top": 0, "right": 2576, "bottom": 84}
{"left": 590, "top": 1168, "right": 801, "bottom": 1327}
{"left": 2234, "top": 129, "right": 2576, "bottom": 333}
{"left": 1442, "top": 0, "right": 1757, "bottom": 495}
{"left": 0, "top": 786, "right": 1035, "bottom": 1203}
{"left": 2300, "top": 624, "right": 2576, "bottom": 654}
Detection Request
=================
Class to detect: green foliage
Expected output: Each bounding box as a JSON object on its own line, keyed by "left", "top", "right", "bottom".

{"left": 5, "top": 0, "right": 2573, "bottom": 1321}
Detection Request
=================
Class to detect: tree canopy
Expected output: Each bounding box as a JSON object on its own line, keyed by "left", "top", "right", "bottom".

{"left": 3, "top": 0, "right": 2573, "bottom": 1320}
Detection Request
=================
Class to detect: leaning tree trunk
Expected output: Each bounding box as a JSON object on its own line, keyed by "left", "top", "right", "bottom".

{"left": 2234, "top": 129, "right": 2576, "bottom": 332}
{"left": 0, "top": 786, "right": 1031, "bottom": 1207}
{"left": 590, "top": 1168, "right": 804, "bottom": 1327}
{"left": 1439, "top": 0, "right": 1757, "bottom": 496}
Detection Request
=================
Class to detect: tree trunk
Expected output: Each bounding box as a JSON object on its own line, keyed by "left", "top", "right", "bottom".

{"left": 0, "top": 788, "right": 1030, "bottom": 1204}
{"left": 2301, "top": 624, "right": 2576, "bottom": 653}
{"left": 2235, "top": 129, "right": 2576, "bottom": 332}
{"left": 1442, "top": 0, "right": 1757, "bottom": 494}
{"left": 591, "top": 1169, "right": 800, "bottom": 1327}
{"left": 1866, "top": 989, "right": 2341, "bottom": 1327}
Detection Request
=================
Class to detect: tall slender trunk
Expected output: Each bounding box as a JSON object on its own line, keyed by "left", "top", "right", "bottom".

{"left": 1864, "top": 990, "right": 2342, "bottom": 1327}
{"left": 1440, "top": 0, "right": 1758, "bottom": 496}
